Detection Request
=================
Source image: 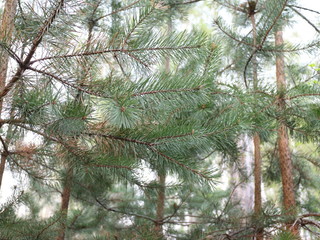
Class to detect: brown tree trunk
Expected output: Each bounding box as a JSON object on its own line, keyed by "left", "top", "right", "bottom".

{"left": 0, "top": 0, "right": 18, "bottom": 190}
{"left": 0, "top": 0, "right": 18, "bottom": 97}
{"left": 0, "top": 153, "right": 8, "bottom": 188}
{"left": 253, "top": 135, "right": 261, "bottom": 213}
{"left": 155, "top": 173, "right": 165, "bottom": 235}
{"left": 56, "top": 166, "right": 73, "bottom": 240}
{"left": 275, "top": 29, "right": 298, "bottom": 235}
{"left": 250, "top": 11, "right": 263, "bottom": 240}
{"left": 56, "top": 4, "right": 98, "bottom": 238}
{"left": 154, "top": 16, "right": 172, "bottom": 237}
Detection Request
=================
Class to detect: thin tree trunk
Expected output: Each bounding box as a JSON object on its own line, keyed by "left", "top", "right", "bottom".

{"left": 0, "top": 153, "right": 8, "bottom": 188}
{"left": 154, "top": 16, "right": 172, "bottom": 237}
{"left": 56, "top": 166, "right": 73, "bottom": 240}
{"left": 275, "top": 29, "right": 298, "bottom": 235}
{"left": 56, "top": 4, "right": 98, "bottom": 238}
{"left": 155, "top": 173, "right": 166, "bottom": 235}
{"left": 0, "top": 0, "right": 18, "bottom": 190}
{"left": 250, "top": 9, "right": 263, "bottom": 240}
{"left": 0, "top": 0, "right": 18, "bottom": 100}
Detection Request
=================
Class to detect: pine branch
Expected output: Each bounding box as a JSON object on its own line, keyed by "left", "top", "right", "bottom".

{"left": 87, "top": 164, "right": 132, "bottom": 170}
{"left": 162, "top": 192, "right": 191, "bottom": 223}
{"left": 153, "top": 132, "right": 194, "bottom": 140}
{"left": 0, "top": 136, "right": 9, "bottom": 155}
{"left": 213, "top": 0, "right": 247, "bottom": 13}
{"left": 95, "top": 197, "right": 157, "bottom": 223}
{"left": 289, "top": 6, "right": 320, "bottom": 34}
{"left": 261, "top": 41, "right": 320, "bottom": 53}
{"left": 30, "top": 46, "right": 202, "bottom": 64}
{"left": 94, "top": 0, "right": 142, "bottom": 22}
{"left": 0, "top": 42, "right": 22, "bottom": 63}
{"left": 287, "top": 4, "right": 320, "bottom": 15}
{"left": 27, "top": 66, "right": 107, "bottom": 98}
{"left": 171, "top": 0, "right": 202, "bottom": 6}
{"left": 0, "top": 118, "right": 24, "bottom": 125}
{"left": 148, "top": 146, "right": 210, "bottom": 180}
{"left": 86, "top": 132, "right": 157, "bottom": 147}
{"left": 122, "top": 6, "right": 155, "bottom": 47}
{"left": 259, "top": 0, "right": 288, "bottom": 46}
{"left": 0, "top": 0, "right": 65, "bottom": 99}
{"left": 132, "top": 86, "right": 203, "bottom": 96}
{"left": 214, "top": 20, "right": 255, "bottom": 48}
{"left": 287, "top": 93, "right": 320, "bottom": 100}
{"left": 35, "top": 215, "right": 62, "bottom": 239}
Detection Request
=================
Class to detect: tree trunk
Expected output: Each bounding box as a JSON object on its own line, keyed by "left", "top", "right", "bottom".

{"left": 155, "top": 173, "right": 165, "bottom": 235}
{"left": 154, "top": 15, "right": 172, "bottom": 237}
{"left": 56, "top": 4, "right": 99, "bottom": 238}
{"left": 56, "top": 166, "right": 73, "bottom": 240}
{"left": 0, "top": 153, "right": 8, "bottom": 188}
{"left": 0, "top": 0, "right": 18, "bottom": 97}
{"left": 253, "top": 135, "right": 261, "bottom": 214}
{"left": 250, "top": 11, "right": 263, "bottom": 240}
{"left": 275, "top": 29, "right": 298, "bottom": 235}
{"left": 0, "top": 0, "right": 18, "bottom": 190}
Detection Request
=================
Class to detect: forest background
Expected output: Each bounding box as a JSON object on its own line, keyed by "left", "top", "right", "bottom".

{"left": 1, "top": 0, "right": 320, "bottom": 239}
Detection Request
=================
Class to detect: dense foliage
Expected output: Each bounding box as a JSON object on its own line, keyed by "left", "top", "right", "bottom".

{"left": 0, "top": 0, "right": 320, "bottom": 239}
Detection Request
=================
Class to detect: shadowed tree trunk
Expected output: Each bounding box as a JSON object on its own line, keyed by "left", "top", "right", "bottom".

{"left": 155, "top": 172, "right": 166, "bottom": 235}
{"left": 0, "top": 0, "right": 18, "bottom": 190}
{"left": 250, "top": 4, "right": 263, "bottom": 239}
{"left": 275, "top": 29, "right": 298, "bottom": 235}
{"left": 154, "top": 15, "right": 172, "bottom": 237}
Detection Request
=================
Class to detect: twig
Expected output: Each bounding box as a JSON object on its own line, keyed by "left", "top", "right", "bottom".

{"left": 94, "top": 0, "right": 142, "bottom": 22}
{"left": 289, "top": 6, "right": 320, "bottom": 34}
{"left": 287, "top": 4, "right": 320, "bottom": 15}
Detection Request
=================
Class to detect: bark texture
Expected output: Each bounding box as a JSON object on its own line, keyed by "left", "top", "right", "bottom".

{"left": 275, "top": 30, "right": 298, "bottom": 234}
{"left": 253, "top": 135, "right": 262, "bottom": 213}
{"left": 0, "top": 0, "right": 18, "bottom": 99}
{"left": 0, "top": 0, "right": 18, "bottom": 190}
{"left": 56, "top": 166, "right": 73, "bottom": 240}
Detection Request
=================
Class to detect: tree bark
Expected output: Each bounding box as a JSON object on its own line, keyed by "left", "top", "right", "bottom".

{"left": 275, "top": 29, "right": 298, "bottom": 235}
{"left": 155, "top": 173, "right": 165, "bottom": 235}
{"left": 56, "top": 166, "right": 73, "bottom": 240}
{"left": 0, "top": 0, "right": 18, "bottom": 190}
{"left": 0, "top": 0, "right": 18, "bottom": 100}
{"left": 250, "top": 11, "right": 263, "bottom": 240}
{"left": 0, "top": 153, "right": 8, "bottom": 188}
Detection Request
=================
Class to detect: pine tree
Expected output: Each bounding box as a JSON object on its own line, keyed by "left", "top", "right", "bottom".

{"left": 0, "top": 0, "right": 236, "bottom": 239}
{"left": 212, "top": 0, "right": 320, "bottom": 237}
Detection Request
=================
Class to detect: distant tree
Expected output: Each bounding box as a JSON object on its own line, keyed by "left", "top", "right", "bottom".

{"left": 213, "top": 0, "right": 320, "bottom": 238}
